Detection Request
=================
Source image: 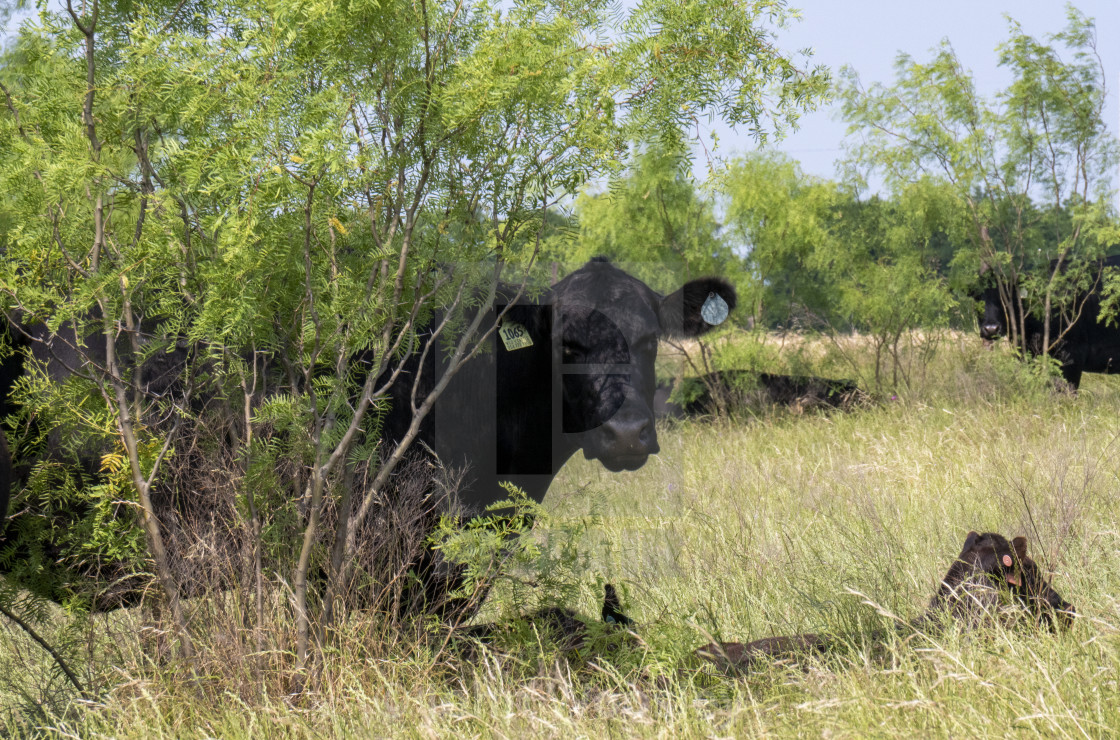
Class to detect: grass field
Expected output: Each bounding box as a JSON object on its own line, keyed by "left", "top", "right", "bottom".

{"left": 3, "top": 333, "right": 1120, "bottom": 737}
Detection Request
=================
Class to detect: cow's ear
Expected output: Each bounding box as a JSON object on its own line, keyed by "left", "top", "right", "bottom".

{"left": 659, "top": 277, "right": 737, "bottom": 338}
{"left": 1012, "top": 536, "right": 1029, "bottom": 561}
{"left": 959, "top": 531, "right": 981, "bottom": 556}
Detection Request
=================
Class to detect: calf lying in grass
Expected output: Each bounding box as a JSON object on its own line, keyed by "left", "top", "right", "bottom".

{"left": 697, "top": 531, "right": 1075, "bottom": 671}
{"left": 658, "top": 370, "right": 866, "bottom": 419}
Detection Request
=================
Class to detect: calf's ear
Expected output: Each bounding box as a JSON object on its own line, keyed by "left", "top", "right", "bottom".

{"left": 959, "top": 530, "right": 980, "bottom": 556}
{"left": 1012, "top": 536, "right": 1029, "bottom": 562}
{"left": 659, "top": 277, "right": 737, "bottom": 338}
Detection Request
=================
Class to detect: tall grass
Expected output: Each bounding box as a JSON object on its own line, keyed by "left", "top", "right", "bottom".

{"left": 3, "top": 334, "right": 1119, "bottom": 737}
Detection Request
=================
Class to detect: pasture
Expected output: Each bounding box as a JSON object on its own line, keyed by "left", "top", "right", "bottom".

{"left": 2, "top": 333, "right": 1119, "bottom": 737}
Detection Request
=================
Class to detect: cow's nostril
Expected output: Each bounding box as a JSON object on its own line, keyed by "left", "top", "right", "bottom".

{"left": 601, "top": 410, "right": 657, "bottom": 456}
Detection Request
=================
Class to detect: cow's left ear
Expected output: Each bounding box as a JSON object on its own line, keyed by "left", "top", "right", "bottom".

{"left": 959, "top": 530, "right": 981, "bottom": 556}
{"left": 659, "top": 277, "right": 737, "bottom": 338}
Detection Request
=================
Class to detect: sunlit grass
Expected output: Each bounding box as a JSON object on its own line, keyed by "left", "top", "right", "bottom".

{"left": 3, "top": 335, "right": 1120, "bottom": 737}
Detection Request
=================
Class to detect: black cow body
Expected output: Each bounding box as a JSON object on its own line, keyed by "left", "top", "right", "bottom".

{"left": 0, "top": 259, "right": 736, "bottom": 613}
{"left": 979, "top": 255, "right": 1120, "bottom": 389}
{"left": 0, "top": 314, "right": 197, "bottom": 607}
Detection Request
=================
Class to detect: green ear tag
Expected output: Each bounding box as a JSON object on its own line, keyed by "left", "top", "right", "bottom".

{"left": 700, "top": 292, "right": 729, "bottom": 326}
{"left": 499, "top": 321, "right": 534, "bottom": 351}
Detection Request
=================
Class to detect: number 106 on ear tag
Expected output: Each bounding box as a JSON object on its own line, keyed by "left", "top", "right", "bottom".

{"left": 499, "top": 321, "right": 534, "bottom": 351}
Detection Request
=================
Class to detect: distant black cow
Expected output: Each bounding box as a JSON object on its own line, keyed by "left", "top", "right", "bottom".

{"left": 657, "top": 370, "right": 863, "bottom": 419}
{"left": 917, "top": 531, "right": 1074, "bottom": 631}
{"left": 978, "top": 255, "right": 1120, "bottom": 389}
{"left": 0, "top": 258, "right": 736, "bottom": 613}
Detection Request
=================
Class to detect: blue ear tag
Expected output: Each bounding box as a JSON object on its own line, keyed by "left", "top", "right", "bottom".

{"left": 700, "top": 292, "right": 729, "bottom": 326}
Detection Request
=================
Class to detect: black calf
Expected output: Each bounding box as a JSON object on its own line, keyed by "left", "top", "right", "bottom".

{"left": 697, "top": 531, "right": 1074, "bottom": 671}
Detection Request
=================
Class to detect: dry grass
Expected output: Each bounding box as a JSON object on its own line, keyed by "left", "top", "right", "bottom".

{"left": 2, "top": 334, "right": 1119, "bottom": 737}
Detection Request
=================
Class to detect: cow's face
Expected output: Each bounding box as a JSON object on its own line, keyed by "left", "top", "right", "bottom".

{"left": 552, "top": 260, "right": 736, "bottom": 472}
{"left": 978, "top": 286, "right": 1008, "bottom": 341}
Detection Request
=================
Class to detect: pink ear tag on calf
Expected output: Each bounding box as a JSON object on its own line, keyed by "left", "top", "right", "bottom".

{"left": 701, "top": 292, "right": 729, "bottom": 326}
{"left": 1001, "top": 553, "right": 1020, "bottom": 585}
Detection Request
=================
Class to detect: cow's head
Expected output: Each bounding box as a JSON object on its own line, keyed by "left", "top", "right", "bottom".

{"left": 954, "top": 531, "right": 1075, "bottom": 629}
{"left": 978, "top": 285, "right": 1008, "bottom": 341}
{"left": 550, "top": 259, "right": 736, "bottom": 472}
{"left": 976, "top": 264, "right": 1012, "bottom": 341}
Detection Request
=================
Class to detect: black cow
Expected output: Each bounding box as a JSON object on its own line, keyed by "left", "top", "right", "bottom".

{"left": 378, "top": 258, "right": 735, "bottom": 614}
{"left": 0, "top": 258, "right": 736, "bottom": 613}
{"left": 0, "top": 314, "right": 197, "bottom": 606}
{"left": 978, "top": 255, "right": 1120, "bottom": 389}
{"left": 0, "top": 313, "right": 190, "bottom": 500}
{"left": 381, "top": 258, "right": 736, "bottom": 514}
{"left": 918, "top": 531, "right": 1074, "bottom": 631}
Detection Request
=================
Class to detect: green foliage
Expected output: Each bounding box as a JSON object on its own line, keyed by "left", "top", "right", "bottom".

{"left": 840, "top": 6, "right": 1119, "bottom": 355}
{"left": 0, "top": 0, "right": 829, "bottom": 646}
{"left": 543, "top": 146, "right": 746, "bottom": 296}
{"left": 430, "top": 482, "right": 599, "bottom": 617}
{"left": 721, "top": 153, "right": 958, "bottom": 391}
{"left": 708, "top": 333, "right": 785, "bottom": 376}
{"left": 720, "top": 151, "right": 841, "bottom": 328}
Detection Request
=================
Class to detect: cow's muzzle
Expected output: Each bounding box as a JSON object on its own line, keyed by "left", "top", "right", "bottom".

{"left": 980, "top": 323, "right": 1003, "bottom": 340}
{"left": 586, "top": 400, "right": 659, "bottom": 471}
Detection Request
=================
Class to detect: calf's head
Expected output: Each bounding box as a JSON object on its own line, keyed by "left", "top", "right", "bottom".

{"left": 552, "top": 259, "right": 735, "bottom": 472}
{"left": 941, "top": 531, "right": 1074, "bottom": 629}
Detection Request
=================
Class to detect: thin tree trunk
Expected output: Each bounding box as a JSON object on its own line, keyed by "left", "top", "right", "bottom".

{"left": 106, "top": 372, "right": 194, "bottom": 659}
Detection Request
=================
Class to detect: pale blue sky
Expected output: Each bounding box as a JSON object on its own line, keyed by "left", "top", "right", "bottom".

{"left": 750, "top": 1, "right": 1120, "bottom": 191}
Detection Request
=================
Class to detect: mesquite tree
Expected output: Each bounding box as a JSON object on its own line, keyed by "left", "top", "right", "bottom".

{"left": 0, "top": 0, "right": 827, "bottom": 670}
{"left": 840, "top": 7, "right": 1118, "bottom": 356}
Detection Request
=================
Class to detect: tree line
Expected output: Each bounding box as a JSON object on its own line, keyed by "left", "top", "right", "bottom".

{"left": 542, "top": 6, "right": 1117, "bottom": 391}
